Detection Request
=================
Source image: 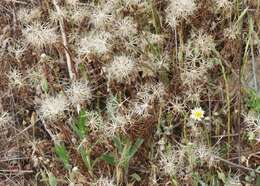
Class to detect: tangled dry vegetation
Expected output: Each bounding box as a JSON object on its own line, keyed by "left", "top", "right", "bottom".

{"left": 1, "top": 0, "right": 260, "bottom": 185}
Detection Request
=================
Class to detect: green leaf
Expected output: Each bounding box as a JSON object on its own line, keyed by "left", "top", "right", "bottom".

{"left": 41, "top": 78, "right": 48, "bottom": 94}
{"left": 247, "top": 89, "right": 260, "bottom": 113}
{"left": 79, "top": 146, "right": 92, "bottom": 171}
{"left": 130, "top": 173, "right": 141, "bottom": 182}
{"left": 100, "top": 153, "right": 117, "bottom": 165}
{"left": 128, "top": 138, "right": 143, "bottom": 158}
{"left": 54, "top": 143, "right": 70, "bottom": 170}
{"left": 113, "top": 136, "right": 123, "bottom": 153}
{"left": 47, "top": 172, "right": 57, "bottom": 186}
{"left": 257, "top": 175, "right": 260, "bottom": 186}
{"left": 73, "top": 110, "right": 88, "bottom": 139}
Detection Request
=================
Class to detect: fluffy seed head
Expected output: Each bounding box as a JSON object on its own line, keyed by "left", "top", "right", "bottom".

{"left": 23, "top": 22, "right": 58, "bottom": 49}
{"left": 66, "top": 0, "right": 79, "bottom": 6}
{"left": 90, "top": 6, "right": 112, "bottom": 29}
{"left": 78, "top": 32, "right": 111, "bottom": 56}
{"left": 215, "top": 0, "right": 232, "bottom": 9}
{"left": 122, "top": 0, "right": 147, "bottom": 6}
{"left": 137, "top": 83, "right": 166, "bottom": 101}
{"left": 166, "top": 0, "right": 197, "bottom": 27}
{"left": 69, "top": 7, "right": 89, "bottom": 24}
{"left": 65, "top": 80, "right": 92, "bottom": 106}
{"left": 39, "top": 94, "right": 69, "bottom": 120}
{"left": 116, "top": 17, "right": 137, "bottom": 37}
{"left": 225, "top": 175, "right": 242, "bottom": 186}
{"left": 49, "top": 8, "right": 67, "bottom": 24}
{"left": 0, "top": 112, "right": 11, "bottom": 127}
{"left": 8, "top": 68, "right": 24, "bottom": 88}
{"left": 105, "top": 55, "right": 135, "bottom": 83}
{"left": 132, "top": 101, "right": 150, "bottom": 117}
{"left": 159, "top": 147, "right": 183, "bottom": 177}
{"left": 244, "top": 111, "right": 260, "bottom": 141}
{"left": 93, "top": 176, "right": 116, "bottom": 186}
{"left": 193, "top": 32, "right": 215, "bottom": 56}
{"left": 104, "top": 96, "right": 130, "bottom": 136}
{"left": 7, "top": 41, "right": 26, "bottom": 59}
{"left": 85, "top": 111, "right": 103, "bottom": 132}
{"left": 17, "top": 8, "right": 42, "bottom": 24}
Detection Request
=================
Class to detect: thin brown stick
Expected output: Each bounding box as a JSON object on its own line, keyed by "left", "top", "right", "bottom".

{"left": 214, "top": 155, "right": 260, "bottom": 174}
{"left": 0, "top": 169, "right": 33, "bottom": 174}
{"left": 51, "top": 0, "right": 75, "bottom": 80}
{"left": 237, "top": 0, "right": 246, "bottom": 169}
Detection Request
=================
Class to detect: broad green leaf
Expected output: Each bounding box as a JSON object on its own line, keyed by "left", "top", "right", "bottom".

{"left": 128, "top": 138, "right": 143, "bottom": 158}
{"left": 130, "top": 173, "right": 141, "bottom": 182}
{"left": 41, "top": 78, "right": 48, "bottom": 94}
{"left": 257, "top": 175, "right": 260, "bottom": 186}
{"left": 100, "top": 154, "right": 117, "bottom": 165}
{"left": 73, "top": 110, "right": 88, "bottom": 139}
{"left": 79, "top": 146, "right": 92, "bottom": 171}
{"left": 113, "top": 136, "right": 123, "bottom": 153}
{"left": 48, "top": 172, "right": 57, "bottom": 186}
{"left": 54, "top": 143, "right": 70, "bottom": 170}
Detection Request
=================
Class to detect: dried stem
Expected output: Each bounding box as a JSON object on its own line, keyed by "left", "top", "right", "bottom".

{"left": 51, "top": 0, "right": 75, "bottom": 80}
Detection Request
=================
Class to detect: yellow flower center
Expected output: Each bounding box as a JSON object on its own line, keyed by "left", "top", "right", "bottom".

{"left": 194, "top": 111, "right": 203, "bottom": 119}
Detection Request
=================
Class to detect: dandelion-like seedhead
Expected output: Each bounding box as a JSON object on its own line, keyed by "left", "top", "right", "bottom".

{"left": 140, "top": 32, "right": 164, "bottom": 50}
{"left": 90, "top": 5, "right": 113, "bottom": 29}
{"left": 137, "top": 83, "right": 166, "bottom": 101}
{"left": 159, "top": 147, "right": 184, "bottom": 177}
{"left": 244, "top": 111, "right": 260, "bottom": 127}
{"left": 224, "top": 26, "right": 239, "bottom": 40}
{"left": 225, "top": 175, "right": 242, "bottom": 186}
{"left": 148, "top": 52, "right": 170, "bottom": 71}
{"left": 192, "top": 32, "right": 215, "bottom": 57}
{"left": 0, "top": 112, "right": 11, "bottom": 127}
{"left": 78, "top": 32, "right": 111, "bottom": 56}
{"left": 122, "top": 0, "right": 147, "bottom": 6}
{"left": 26, "top": 67, "right": 45, "bottom": 87}
{"left": 130, "top": 83, "right": 165, "bottom": 117}
{"left": 85, "top": 111, "right": 103, "bottom": 132}
{"left": 106, "top": 113, "right": 130, "bottom": 136}
{"left": 105, "top": 55, "right": 136, "bottom": 83}
{"left": 38, "top": 94, "right": 69, "bottom": 121}
{"left": 166, "top": 0, "right": 197, "bottom": 27}
{"left": 115, "top": 17, "right": 137, "bottom": 38}
{"left": 49, "top": 8, "right": 67, "bottom": 24}
{"left": 131, "top": 101, "right": 150, "bottom": 117}
{"left": 66, "top": 0, "right": 79, "bottom": 6}
{"left": 65, "top": 80, "right": 92, "bottom": 106}
{"left": 8, "top": 68, "right": 24, "bottom": 88}
{"left": 159, "top": 150, "right": 178, "bottom": 176}
{"left": 215, "top": 0, "right": 232, "bottom": 9}
{"left": 7, "top": 41, "right": 27, "bottom": 59}
{"left": 244, "top": 111, "right": 260, "bottom": 141}
{"left": 105, "top": 96, "right": 130, "bottom": 136}
{"left": 69, "top": 6, "right": 89, "bottom": 24}
{"left": 167, "top": 96, "right": 186, "bottom": 114}
{"left": 181, "top": 67, "right": 207, "bottom": 87}
{"left": 17, "top": 8, "right": 42, "bottom": 24}
{"left": 194, "top": 144, "right": 217, "bottom": 166}
{"left": 23, "top": 23, "right": 58, "bottom": 49}
{"left": 93, "top": 176, "right": 116, "bottom": 186}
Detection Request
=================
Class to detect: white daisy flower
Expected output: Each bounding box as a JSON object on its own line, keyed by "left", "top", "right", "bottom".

{"left": 190, "top": 107, "right": 205, "bottom": 121}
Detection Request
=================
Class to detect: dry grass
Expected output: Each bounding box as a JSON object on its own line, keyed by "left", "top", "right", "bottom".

{"left": 0, "top": 0, "right": 260, "bottom": 185}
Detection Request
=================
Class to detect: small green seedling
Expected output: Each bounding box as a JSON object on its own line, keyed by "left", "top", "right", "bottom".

{"left": 246, "top": 89, "right": 260, "bottom": 113}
